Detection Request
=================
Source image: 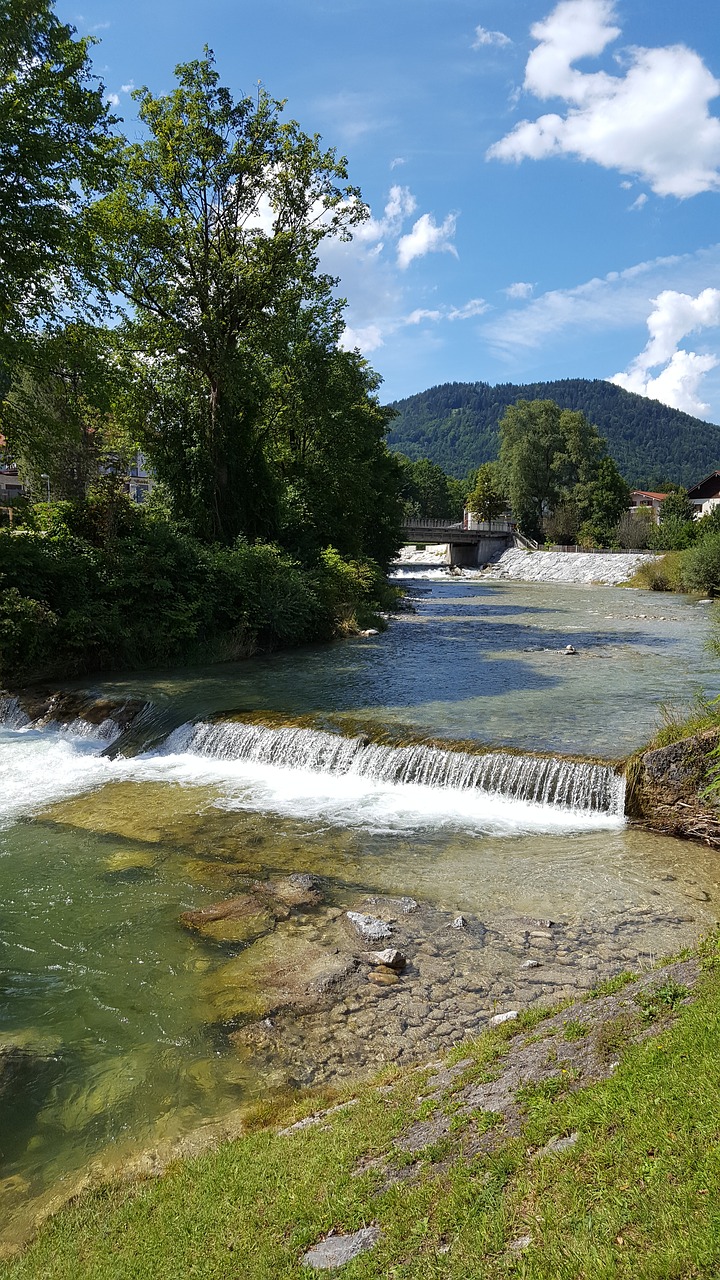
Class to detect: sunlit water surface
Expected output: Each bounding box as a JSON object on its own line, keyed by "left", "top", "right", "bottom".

{"left": 1, "top": 574, "right": 719, "bottom": 1249}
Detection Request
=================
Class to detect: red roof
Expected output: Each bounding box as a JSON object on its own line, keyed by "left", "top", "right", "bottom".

{"left": 630, "top": 490, "right": 668, "bottom": 500}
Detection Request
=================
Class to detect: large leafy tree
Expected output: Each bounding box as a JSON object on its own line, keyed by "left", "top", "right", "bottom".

{"left": 498, "top": 399, "right": 628, "bottom": 543}
{"left": 0, "top": 0, "right": 117, "bottom": 347}
{"left": 98, "top": 53, "right": 368, "bottom": 544}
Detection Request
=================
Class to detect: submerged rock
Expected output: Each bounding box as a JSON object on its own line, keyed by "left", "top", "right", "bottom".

{"left": 180, "top": 874, "right": 325, "bottom": 945}
{"left": 0, "top": 1035, "right": 61, "bottom": 1102}
{"left": 180, "top": 894, "right": 276, "bottom": 946}
{"left": 368, "top": 969, "right": 400, "bottom": 987}
{"left": 345, "top": 912, "right": 393, "bottom": 942}
{"left": 206, "top": 931, "right": 357, "bottom": 1022}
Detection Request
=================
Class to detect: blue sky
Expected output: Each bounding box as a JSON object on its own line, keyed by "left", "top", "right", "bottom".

{"left": 62, "top": 0, "right": 720, "bottom": 421}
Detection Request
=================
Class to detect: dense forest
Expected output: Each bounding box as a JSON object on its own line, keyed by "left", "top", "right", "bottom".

{"left": 388, "top": 379, "right": 720, "bottom": 488}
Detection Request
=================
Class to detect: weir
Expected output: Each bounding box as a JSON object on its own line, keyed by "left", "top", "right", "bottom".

{"left": 161, "top": 720, "right": 627, "bottom": 817}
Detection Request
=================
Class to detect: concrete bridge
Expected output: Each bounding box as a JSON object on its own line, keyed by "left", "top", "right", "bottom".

{"left": 401, "top": 518, "right": 523, "bottom": 567}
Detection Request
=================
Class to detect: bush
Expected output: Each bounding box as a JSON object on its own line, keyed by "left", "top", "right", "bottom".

{"left": 0, "top": 501, "right": 391, "bottom": 681}
{"left": 681, "top": 534, "right": 720, "bottom": 596}
{"left": 628, "top": 552, "right": 685, "bottom": 592}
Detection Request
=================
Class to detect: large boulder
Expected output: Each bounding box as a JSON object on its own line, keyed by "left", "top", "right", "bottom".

{"left": 628, "top": 729, "right": 720, "bottom": 844}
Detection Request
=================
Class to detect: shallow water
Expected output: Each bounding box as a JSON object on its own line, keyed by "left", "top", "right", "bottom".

{"left": 1, "top": 571, "right": 719, "bottom": 1250}
{"left": 57, "top": 575, "right": 720, "bottom": 757}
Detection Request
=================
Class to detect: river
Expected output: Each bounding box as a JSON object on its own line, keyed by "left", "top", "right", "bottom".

{"left": 1, "top": 568, "right": 719, "bottom": 1251}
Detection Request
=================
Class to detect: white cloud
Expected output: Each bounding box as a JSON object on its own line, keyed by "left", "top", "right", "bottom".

{"left": 396, "top": 212, "right": 458, "bottom": 270}
{"left": 629, "top": 193, "right": 648, "bottom": 211}
{"left": 321, "top": 187, "right": 464, "bottom": 359}
{"left": 448, "top": 298, "right": 489, "bottom": 320}
{"left": 620, "top": 180, "right": 633, "bottom": 190}
{"left": 473, "top": 25, "right": 512, "bottom": 49}
{"left": 339, "top": 324, "right": 385, "bottom": 354}
{"left": 487, "top": 0, "right": 720, "bottom": 198}
{"left": 390, "top": 157, "right": 406, "bottom": 170}
{"left": 483, "top": 250, "right": 700, "bottom": 352}
{"left": 355, "top": 185, "right": 417, "bottom": 245}
{"left": 105, "top": 92, "right": 120, "bottom": 107}
{"left": 611, "top": 288, "right": 720, "bottom": 415}
{"left": 120, "top": 81, "right": 135, "bottom": 94}
{"left": 504, "top": 281, "right": 535, "bottom": 299}
{"left": 405, "top": 308, "right": 443, "bottom": 325}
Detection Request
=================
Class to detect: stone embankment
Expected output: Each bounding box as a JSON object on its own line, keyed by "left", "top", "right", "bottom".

{"left": 483, "top": 548, "right": 657, "bottom": 586}
{"left": 628, "top": 728, "right": 720, "bottom": 848}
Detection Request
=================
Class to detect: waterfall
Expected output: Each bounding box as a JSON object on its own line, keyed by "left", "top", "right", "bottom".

{"left": 161, "top": 720, "right": 626, "bottom": 817}
{"left": 0, "top": 695, "right": 31, "bottom": 730}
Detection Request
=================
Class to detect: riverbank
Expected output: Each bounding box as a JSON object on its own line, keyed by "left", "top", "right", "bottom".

{"left": 2, "top": 572, "right": 718, "bottom": 1266}
{"left": 2, "top": 934, "right": 718, "bottom": 1278}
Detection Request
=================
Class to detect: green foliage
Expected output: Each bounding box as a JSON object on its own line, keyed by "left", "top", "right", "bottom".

{"left": 0, "top": 501, "right": 389, "bottom": 681}
{"left": 660, "top": 488, "right": 695, "bottom": 524}
{"left": 615, "top": 507, "right": 653, "bottom": 549}
{"left": 626, "top": 552, "right": 685, "bottom": 592}
{"left": 562, "top": 1019, "right": 589, "bottom": 1042}
{"left": 387, "top": 377, "right": 720, "bottom": 488}
{"left": 0, "top": 0, "right": 117, "bottom": 346}
{"left": 94, "top": 52, "right": 371, "bottom": 546}
{"left": 635, "top": 980, "right": 688, "bottom": 1024}
{"left": 1, "top": 323, "right": 135, "bottom": 501}
{"left": 465, "top": 461, "right": 505, "bottom": 523}
{"left": 649, "top": 515, "right": 697, "bottom": 551}
{"left": 397, "top": 455, "right": 465, "bottom": 522}
{"left": 680, "top": 533, "right": 720, "bottom": 595}
{"left": 497, "top": 399, "right": 628, "bottom": 543}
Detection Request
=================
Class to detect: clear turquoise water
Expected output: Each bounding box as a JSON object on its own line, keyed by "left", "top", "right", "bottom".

{"left": 1, "top": 573, "right": 718, "bottom": 1250}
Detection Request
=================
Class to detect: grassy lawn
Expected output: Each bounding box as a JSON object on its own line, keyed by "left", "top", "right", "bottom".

{"left": 3, "top": 939, "right": 720, "bottom": 1279}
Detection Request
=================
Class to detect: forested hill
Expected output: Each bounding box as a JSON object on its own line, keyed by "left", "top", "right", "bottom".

{"left": 387, "top": 378, "right": 720, "bottom": 487}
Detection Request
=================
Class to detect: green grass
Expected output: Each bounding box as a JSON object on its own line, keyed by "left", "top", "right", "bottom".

{"left": 3, "top": 949, "right": 720, "bottom": 1279}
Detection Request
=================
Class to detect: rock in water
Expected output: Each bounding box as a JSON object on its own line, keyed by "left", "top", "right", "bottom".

{"left": 368, "top": 969, "right": 400, "bottom": 986}
{"left": 301, "top": 1226, "right": 381, "bottom": 1270}
{"left": 345, "top": 912, "right": 393, "bottom": 941}
{"left": 206, "top": 932, "right": 357, "bottom": 1022}
{"left": 369, "top": 948, "right": 406, "bottom": 972}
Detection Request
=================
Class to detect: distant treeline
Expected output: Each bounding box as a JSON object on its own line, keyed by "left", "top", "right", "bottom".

{"left": 387, "top": 378, "right": 720, "bottom": 488}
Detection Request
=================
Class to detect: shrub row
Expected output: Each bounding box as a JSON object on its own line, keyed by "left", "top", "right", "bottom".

{"left": 0, "top": 500, "right": 392, "bottom": 682}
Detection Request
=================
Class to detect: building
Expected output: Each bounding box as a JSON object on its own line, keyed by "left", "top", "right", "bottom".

{"left": 629, "top": 490, "right": 667, "bottom": 523}
{"left": 0, "top": 435, "right": 24, "bottom": 517}
{"left": 687, "top": 472, "right": 720, "bottom": 518}
{"left": 122, "top": 452, "right": 154, "bottom": 505}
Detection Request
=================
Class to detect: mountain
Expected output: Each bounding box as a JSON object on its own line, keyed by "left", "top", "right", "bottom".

{"left": 386, "top": 378, "right": 720, "bottom": 488}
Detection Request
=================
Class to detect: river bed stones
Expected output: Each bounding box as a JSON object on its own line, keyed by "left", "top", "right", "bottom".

{"left": 215, "top": 892, "right": 710, "bottom": 1093}
{"left": 369, "top": 948, "right": 406, "bottom": 972}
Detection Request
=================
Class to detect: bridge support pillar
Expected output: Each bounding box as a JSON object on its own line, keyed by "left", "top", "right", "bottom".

{"left": 448, "top": 536, "right": 508, "bottom": 567}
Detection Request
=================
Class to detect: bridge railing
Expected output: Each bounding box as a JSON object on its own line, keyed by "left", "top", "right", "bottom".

{"left": 401, "top": 518, "right": 515, "bottom": 535}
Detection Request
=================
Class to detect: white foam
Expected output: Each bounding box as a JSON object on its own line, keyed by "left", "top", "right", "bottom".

{"left": 0, "top": 729, "right": 113, "bottom": 829}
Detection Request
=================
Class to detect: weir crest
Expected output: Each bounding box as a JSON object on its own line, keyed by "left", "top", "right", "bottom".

{"left": 160, "top": 720, "right": 626, "bottom": 817}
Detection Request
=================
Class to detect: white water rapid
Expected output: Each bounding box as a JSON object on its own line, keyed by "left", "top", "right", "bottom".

{"left": 161, "top": 720, "right": 626, "bottom": 818}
